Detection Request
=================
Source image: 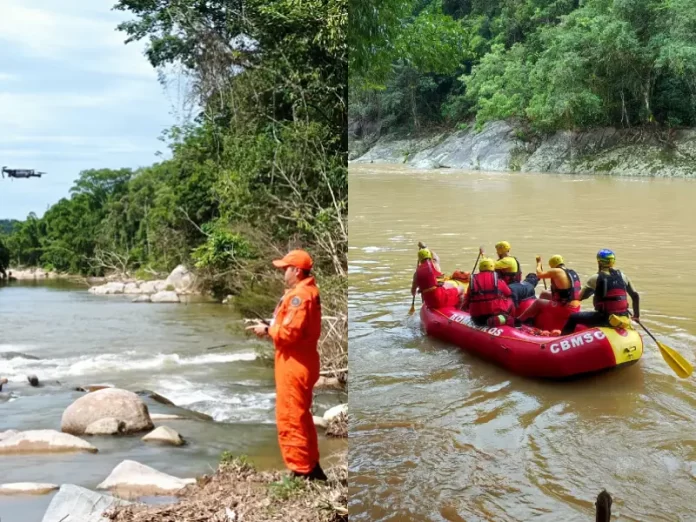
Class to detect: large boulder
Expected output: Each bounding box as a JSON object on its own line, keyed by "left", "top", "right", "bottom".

{"left": 131, "top": 295, "right": 151, "bottom": 303}
{"left": 150, "top": 291, "right": 180, "bottom": 303}
{"left": 0, "top": 430, "right": 97, "bottom": 454}
{"left": 165, "top": 265, "right": 194, "bottom": 292}
{"left": 142, "top": 426, "right": 185, "bottom": 446}
{"left": 61, "top": 388, "right": 153, "bottom": 435}
{"left": 0, "top": 482, "right": 59, "bottom": 495}
{"left": 41, "top": 484, "right": 133, "bottom": 522}
{"left": 97, "top": 460, "right": 195, "bottom": 498}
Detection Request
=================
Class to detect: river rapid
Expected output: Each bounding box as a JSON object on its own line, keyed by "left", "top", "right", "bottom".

{"left": 348, "top": 163, "right": 696, "bottom": 521}
{"left": 0, "top": 281, "right": 344, "bottom": 522}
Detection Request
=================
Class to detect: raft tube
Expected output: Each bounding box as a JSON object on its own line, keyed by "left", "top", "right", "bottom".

{"left": 421, "top": 306, "right": 643, "bottom": 379}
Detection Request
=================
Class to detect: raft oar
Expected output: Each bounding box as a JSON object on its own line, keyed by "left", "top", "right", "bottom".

{"left": 471, "top": 246, "right": 484, "bottom": 274}
{"left": 408, "top": 282, "right": 417, "bottom": 316}
{"left": 631, "top": 315, "right": 693, "bottom": 379}
{"left": 540, "top": 261, "right": 547, "bottom": 290}
{"left": 408, "top": 242, "right": 427, "bottom": 315}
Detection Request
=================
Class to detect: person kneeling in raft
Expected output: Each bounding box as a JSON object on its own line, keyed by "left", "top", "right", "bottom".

{"left": 517, "top": 255, "right": 582, "bottom": 334}
{"left": 411, "top": 246, "right": 463, "bottom": 309}
{"left": 494, "top": 241, "right": 523, "bottom": 285}
{"left": 462, "top": 258, "right": 515, "bottom": 327}
{"left": 508, "top": 273, "right": 539, "bottom": 319}
{"left": 561, "top": 249, "right": 640, "bottom": 335}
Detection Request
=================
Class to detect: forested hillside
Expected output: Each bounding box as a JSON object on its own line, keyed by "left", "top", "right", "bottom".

{"left": 1, "top": 0, "right": 347, "bottom": 322}
{"left": 350, "top": 0, "right": 696, "bottom": 135}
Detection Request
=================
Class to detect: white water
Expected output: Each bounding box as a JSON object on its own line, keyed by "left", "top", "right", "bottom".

{"left": 0, "top": 282, "right": 344, "bottom": 522}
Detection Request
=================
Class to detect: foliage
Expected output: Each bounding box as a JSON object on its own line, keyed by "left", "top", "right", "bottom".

{"left": 0, "top": 219, "right": 18, "bottom": 235}
{"left": 350, "top": 0, "right": 696, "bottom": 133}
{"left": 0, "top": 236, "right": 9, "bottom": 277}
{"left": 268, "top": 476, "right": 307, "bottom": 500}
{"left": 3, "top": 0, "right": 347, "bottom": 330}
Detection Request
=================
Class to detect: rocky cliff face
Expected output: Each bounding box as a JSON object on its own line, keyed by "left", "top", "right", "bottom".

{"left": 349, "top": 121, "right": 696, "bottom": 177}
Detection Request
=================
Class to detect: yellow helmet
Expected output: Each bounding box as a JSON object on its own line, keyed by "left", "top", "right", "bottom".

{"left": 418, "top": 248, "right": 432, "bottom": 262}
{"left": 479, "top": 258, "right": 495, "bottom": 272}
{"left": 549, "top": 255, "right": 564, "bottom": 268}
{"left": 495, "top": 241, "right": 511, "bottom": 255}
{"left": 494, "top": 257, "right": 517, "bottom": 273}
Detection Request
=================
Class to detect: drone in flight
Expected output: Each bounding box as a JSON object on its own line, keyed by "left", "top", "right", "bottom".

{"left": 1, "top": 166, "right": 46, "bottom": 179}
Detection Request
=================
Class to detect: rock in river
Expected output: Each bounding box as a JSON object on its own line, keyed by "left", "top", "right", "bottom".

{"left": 142, "top": 426, "right": 185, "bottom": 446}
{"left": 97, "top": 460, "right": 195, "bottom": 498}
{"left": 0, "top": 430, "right": 97, "bottom": 454}
{"left": 41, "top": 484, "right": 133, "bottom": 522}
{"left": 62, "top": 388, "right": 153, "bottom": 435}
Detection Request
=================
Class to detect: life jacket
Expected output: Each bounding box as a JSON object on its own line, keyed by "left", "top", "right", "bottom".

{"left": 451, "top": 270, "right": 470, "bottom": 283}
{"left": 551, "top": 267, "right": 582, "bottom": 304}
{"left": 593, "top": 269, "right": 629, "bottom": 314}
{"left": 415, "top": 260, "right": 444, "bottom": 308}
{"left": 497, "top": 256, "right": 522, "bottom": 284}
{"left": 469, "top": 271, "right": 510, "bottom": 317}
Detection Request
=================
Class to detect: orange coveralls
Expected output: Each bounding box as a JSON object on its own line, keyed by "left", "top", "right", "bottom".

{"left": 268, "top": 276, "right": 322, "bottom": 474}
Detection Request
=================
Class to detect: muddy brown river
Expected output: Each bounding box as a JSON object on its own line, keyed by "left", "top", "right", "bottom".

{"left": 348, "top": 164, "right": 696, "bottom": 521}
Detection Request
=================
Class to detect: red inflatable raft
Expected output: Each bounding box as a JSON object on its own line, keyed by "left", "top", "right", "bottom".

{"left": 421, "top": 305, "right": 643, "bottom": 379}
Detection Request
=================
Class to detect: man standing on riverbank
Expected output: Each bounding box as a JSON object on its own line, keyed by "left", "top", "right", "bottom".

{"left": 247, "top": 249, "right": 327, "bottom": 481}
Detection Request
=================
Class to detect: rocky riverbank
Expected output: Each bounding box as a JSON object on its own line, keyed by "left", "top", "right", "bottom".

{"left": 349, "top": 120, "right": 696, "bottom": 177}
{"left": 86, "top": 265, "right": 198, "bottom": 304}
{"left": 0, "top": 383, "right": 348, "bottom": 521}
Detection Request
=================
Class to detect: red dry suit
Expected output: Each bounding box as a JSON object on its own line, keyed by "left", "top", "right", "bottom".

{"left": 415, "top": 259, "right": 459, "bottom": 309}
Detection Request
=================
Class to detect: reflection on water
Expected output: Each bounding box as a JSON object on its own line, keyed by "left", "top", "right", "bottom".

{"left": 349, "top": 164, "right": 696, "bottom": 521}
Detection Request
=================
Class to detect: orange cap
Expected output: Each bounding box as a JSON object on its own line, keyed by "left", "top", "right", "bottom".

{"left": 272, "top": 249, "right": 313, "bottom": 271}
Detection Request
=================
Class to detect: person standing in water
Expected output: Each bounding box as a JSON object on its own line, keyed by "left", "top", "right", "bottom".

{"left": 247, "top": 249, "right": 327, "bottom": 481}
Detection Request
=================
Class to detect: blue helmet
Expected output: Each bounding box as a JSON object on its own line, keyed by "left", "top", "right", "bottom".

{"left": 596, "top": 249, "right": 616, "bottom": 267}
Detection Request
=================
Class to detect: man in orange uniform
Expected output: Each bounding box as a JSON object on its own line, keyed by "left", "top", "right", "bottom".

{"left": 247, "top": 249, "right": 326, "bottom": 481}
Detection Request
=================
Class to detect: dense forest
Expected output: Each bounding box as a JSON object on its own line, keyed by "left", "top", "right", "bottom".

{"left": 350, "top": 0, "right": 696, "bottom": 135}
{"left": 0, "top": 0, "right": 347, "bottom": 327}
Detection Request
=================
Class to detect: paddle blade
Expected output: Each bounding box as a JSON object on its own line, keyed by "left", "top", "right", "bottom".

{"left": 408, "top": 305, "right": 416, "bottom": 315}
{"left": 657, "top": 341, "right": 693, "bottom": 379}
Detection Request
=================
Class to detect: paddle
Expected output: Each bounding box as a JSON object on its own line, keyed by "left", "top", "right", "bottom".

{"left": 471, "top": 246, "right": 484, "bottom": 275}
{"left": 408, "top": 242, "right": 427, "bottom": 315}
{"left": 408, "top": 269, "right": 418, "bottom": 315}
{"left": 535, "top": 256, "right": 547, "bottom": 290}
{"left": 631, "top": 315, "right": 693, "bottom": 379}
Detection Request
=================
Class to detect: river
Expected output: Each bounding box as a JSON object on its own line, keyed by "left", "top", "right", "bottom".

{"left": 348, "top": 163, "right": 696, "bottom": 521}
{"left": 0, "top": 281, "right": 345, "bottom": 522}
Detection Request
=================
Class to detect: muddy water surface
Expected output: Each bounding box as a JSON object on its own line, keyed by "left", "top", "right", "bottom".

{"left": 348, "top": 164, "right": 696, "bottom": 521}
